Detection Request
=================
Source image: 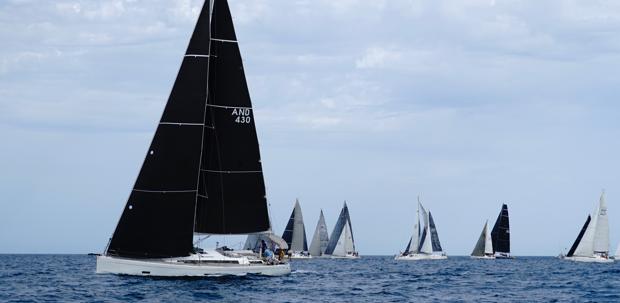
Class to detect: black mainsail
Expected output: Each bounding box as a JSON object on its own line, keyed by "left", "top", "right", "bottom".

{"left": 107, "top": 0, "right": 270, "bottom": 259}
{"left": 491, "top": 204, "right": 510, "bottom": 254}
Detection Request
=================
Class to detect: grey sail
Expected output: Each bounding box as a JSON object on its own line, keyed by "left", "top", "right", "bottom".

{"left": 471, "top": 224, "right": 486, "bottom": 257}
{"left": 309, "top": 210, "right": 330, "bottom": 256}
{"left": 281, "top": 199, "right": 308, "bottom": 252}
{"left": 325, "top": 202, "right": 356, "bottom": 256}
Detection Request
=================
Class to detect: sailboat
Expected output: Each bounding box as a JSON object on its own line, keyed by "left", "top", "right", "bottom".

{"left": 324, "top": 202, "right": 360, "bottom": 259}
{"left": 395, "top": 197, "right": 447, "bottom": 260}
{"left": 282, "top": 199, "right": 311, "bottom": 259}
{"left": 309, "top": 210, "right": 330, "bottom": 257}
{"left": 491, "top": 204, "right": 513, "bottom": 259}
{"left": 96, "top": 0, "right": 291, "bottom": 276}
{"left": 562, "top": 191, "right": 613, "bottom": 263}
{"left": 470, "top": 220, "right": 495, "bottom": 259}
{"left": 614, "top": 244, "right": 620, "bottom": 260}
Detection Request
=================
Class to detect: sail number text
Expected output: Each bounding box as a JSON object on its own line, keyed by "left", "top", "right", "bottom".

{"left": 231, "top": 108, "right": 251, "bottom": 124}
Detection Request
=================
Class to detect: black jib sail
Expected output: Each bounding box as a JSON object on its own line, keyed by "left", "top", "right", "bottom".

{"left": 429, "top": 212, "right": 443, "bottom": 252}
{"left": 567, "top": 215, "right": 591, "bottom": 257}
{"left": 491, "top": 204, "right": 510, "bottom": 254}
{"left": 107, "top": 0, "right": 270, "bottom": 259}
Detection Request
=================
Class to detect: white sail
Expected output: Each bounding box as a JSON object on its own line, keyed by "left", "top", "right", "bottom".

{"left": 573, "top": 210, "right": 597, "bottom": 257}
{"left": 309, "top": 210, "right": 329, "bottom": 256}
{"left": 409, "top": 215, "right": 420, "bottom": 254}
{"left": 615, "top": 243, "right": 620, "bottom": 258}
{"left": 592, "top": 191, "right": 609, "bottom": 254}
{"left": 484, "top": 221, "right": 493, "bottom": 255}
{"left": 332, "top": 222, "right": 347, "bottom": 256}
{"left": 344, "top": 221, "right": 354, "bottom": 254}
{"left": 419, "top": 211, "right": 433, "bottom": 254}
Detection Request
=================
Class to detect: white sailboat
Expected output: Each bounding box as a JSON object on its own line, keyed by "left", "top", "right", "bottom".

{"left": 309, "top": 210, "right": 330, "bottom": 257}
{"left": 325, "top": 202, "right": 360, "bottom": 259}
{"left": 96, "top": 0, "right": 291, "bottom": 276}
{"left": 470, "top": 220, "right": 495, "bottom": 259}
{"left": 614, "top": 244, "right": 620, "bottom": 260}
{"left": 395, "top": 197, "right": 447, "bottom": 260}
{"left": 282, "top": 199, "right": 311, "bottom": 259}
{"left": 562, "top": 191, "right": 613, "bottom": 263}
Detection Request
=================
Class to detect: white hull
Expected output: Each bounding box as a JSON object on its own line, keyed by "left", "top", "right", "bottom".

{"left": 562, "top": 255, "right": 614, "bottom": 263}
{"left": 328, "top": 253, "right": 360, "bottom": 259}
{"left": 289, "top": 252, "right": 312, "bottom": 260}
{"left": 395, "top": 253, "right": 447, "bottom": 261}
{"left": 471, "top": 255, "right": 496, "bottom": 260}
{"left": 96, "top": 252, "right": 291, "bottom": 277}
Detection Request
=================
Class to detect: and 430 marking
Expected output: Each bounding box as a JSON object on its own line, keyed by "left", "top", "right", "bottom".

{"left": 231, "top": 108, "right": 251, "bottom": 124}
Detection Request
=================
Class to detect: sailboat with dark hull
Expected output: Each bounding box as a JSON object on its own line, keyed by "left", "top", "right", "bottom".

{"left": 491, "top": 204, "right": 513, "bottom": 259}
{"left": 96, "top": 0, "right": 290, "bottom": 276}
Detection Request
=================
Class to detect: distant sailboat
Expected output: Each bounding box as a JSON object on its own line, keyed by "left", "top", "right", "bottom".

{"left": 325, "top": 202, "right": 359, "bottom": 259}
{"left": 95, "top": 0, "right": 291, "bottom": 276}
{"left": 282, "top": 199, "right": 311, "bottom": 259}
{"left": 471, "top": 220, "right": 495, "bottom": 259}
{"left": 309, "top": 210, "right": 330, "bottom": 257}
{"left": 491, "top": 204, "right": 513, "bottom": 259}
{"left": 395, "top": 197, "right": 447, "bottom": 260}
{"left": 614, "top": 244, "right": 620, "bottom": 260}
{"left": 562, "top": 191, "right": 613, "bottom": 263}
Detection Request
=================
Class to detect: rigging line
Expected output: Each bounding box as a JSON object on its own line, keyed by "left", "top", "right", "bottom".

{"left": 206, "top": 104, "right": 252, "bottom": 110}
{"left": 211, "top": 38, "right": 237, "bottom": 43}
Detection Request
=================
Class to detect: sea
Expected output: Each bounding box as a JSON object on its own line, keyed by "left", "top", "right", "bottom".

{"left": 1, "top": 255, "right": 619, "bottom": 302}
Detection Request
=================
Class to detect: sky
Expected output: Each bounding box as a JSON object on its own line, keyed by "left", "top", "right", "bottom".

{"left": 2, "top": 0, "right": 620, "bottom": 256}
